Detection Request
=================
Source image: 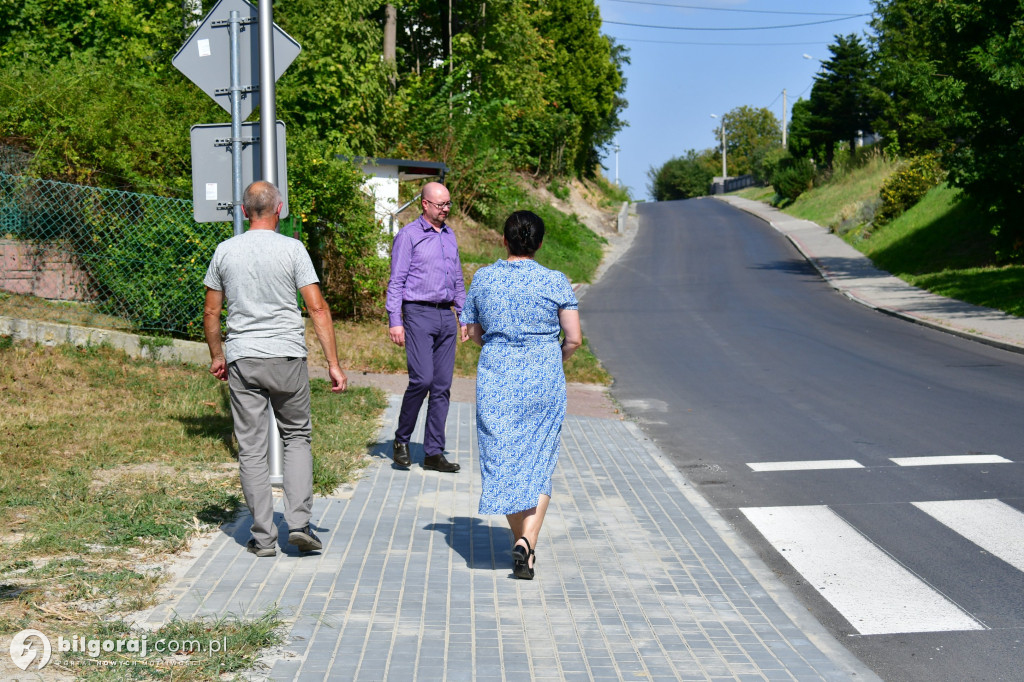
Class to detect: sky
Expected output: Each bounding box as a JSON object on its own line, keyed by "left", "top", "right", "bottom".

{"left": 594, "top": 0, "right": 876, "bottom": 199}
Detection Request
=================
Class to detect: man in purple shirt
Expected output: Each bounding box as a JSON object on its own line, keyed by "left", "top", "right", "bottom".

{"left": 386, "top": 181, "right": 468, "bottom": 473}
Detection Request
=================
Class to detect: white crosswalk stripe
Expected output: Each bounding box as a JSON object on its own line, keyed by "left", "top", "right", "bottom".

{"left": 914, "top": 499, "right": 1024, "bottom": 573}
{"left": 745, "top": 454, "right": 1015, "bottom": 470}
{"left": 741, "top": 505, "right": 986, "bottom": 635}
{"left": 890, "top": 454, "right": 1012, "bottom": 467}
{"left": 747, "top": 459, "right": 863, "bottom": 472}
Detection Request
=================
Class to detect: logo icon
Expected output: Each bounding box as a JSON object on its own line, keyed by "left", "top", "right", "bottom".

{"left": 9, "top": 629, "right": 51, "bottom": 670}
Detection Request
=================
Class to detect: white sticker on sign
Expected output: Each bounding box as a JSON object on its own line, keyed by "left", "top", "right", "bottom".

{"left": 205, "top": 183, "right": 218, "bottom": 201}
{"left": 197, "top": 39, "right": 211, "bottom": 58}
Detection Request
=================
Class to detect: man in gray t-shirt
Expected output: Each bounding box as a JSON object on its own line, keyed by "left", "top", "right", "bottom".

{"left": 203, "top": 181, "right": 347, "bottom": 558}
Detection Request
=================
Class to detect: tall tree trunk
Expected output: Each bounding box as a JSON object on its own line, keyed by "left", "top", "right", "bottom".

{"left": 383, "top": 3, "right": 397, "bottom": 90}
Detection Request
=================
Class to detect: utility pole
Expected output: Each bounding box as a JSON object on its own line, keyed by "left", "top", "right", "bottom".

{"left": 782, "top": 88, "right": 788, "bottom": 149}
{"left": 721, "top": 122, "right": 727, "bottom": 179}
{"left": 614, "top": 143, "right": 620, "bottom": 185}
{"left": 711, "top": 113, "right": 727, "bottom": 179}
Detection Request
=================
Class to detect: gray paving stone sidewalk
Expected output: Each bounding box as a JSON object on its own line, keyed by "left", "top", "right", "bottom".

{"left": 140, "top": 397, "right": 876, "bottom": 681}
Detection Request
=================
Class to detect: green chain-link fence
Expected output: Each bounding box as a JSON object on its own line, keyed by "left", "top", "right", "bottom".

{"left": 1, "top": 170, "right": 232, "bottom": 339}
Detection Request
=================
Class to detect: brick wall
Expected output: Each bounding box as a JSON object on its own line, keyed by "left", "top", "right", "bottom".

{"left": 0, "top": 239, "right": 97, "bottom": 301}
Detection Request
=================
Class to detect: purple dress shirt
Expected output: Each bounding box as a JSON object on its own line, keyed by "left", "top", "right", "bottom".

{"left": 386, "top": 215, "right": 466, "bottom": 327}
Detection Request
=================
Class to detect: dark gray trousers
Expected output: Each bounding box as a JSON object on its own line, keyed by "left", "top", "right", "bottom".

{"left": 228, "top": 357, "right": 313, "bottom": 548}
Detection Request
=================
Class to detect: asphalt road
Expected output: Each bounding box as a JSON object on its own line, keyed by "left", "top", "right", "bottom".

{"left": 580, "top": 197, "right": 1024, "bottom": 682}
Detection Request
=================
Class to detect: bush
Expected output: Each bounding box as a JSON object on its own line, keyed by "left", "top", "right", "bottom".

{"left": 589, "top": 171, "right": 631, "bottom": 205}
{"left": 0, "top": 54, "right": 218, "bottom": 195}
{"left": 752, "top": 146, "right": 789, "bottom": 185}
{"left": 547, "top": 179, "right": 570, "bottom": 200}
{"left": 79, "top": 203, "right": 229, "bottom": 339}
{"left": 647, "top": 150, "right": 715, "bottom": 201}
{"left": 289, "top": 135, "right": 389, "bottom": 321}
{"left": 772, "top": 157, "right": 815, "bottom": 201}
{"left": 876, "top": 153, "right": 944, "bottom": 225}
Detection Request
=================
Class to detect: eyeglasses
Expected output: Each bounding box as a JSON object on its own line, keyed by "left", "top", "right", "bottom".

{"left": 424, "top": 199, "right": 452, "bottom": 209}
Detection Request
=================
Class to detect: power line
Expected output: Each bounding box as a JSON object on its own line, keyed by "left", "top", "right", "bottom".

{"left": 603, "top": 0, "right": 866, "bottom": 17}
{"left": 608, "top": 36, "right": 832, "bottom": 46}
{"left": 602, "top": 14, "right": 870, "bottom": 31}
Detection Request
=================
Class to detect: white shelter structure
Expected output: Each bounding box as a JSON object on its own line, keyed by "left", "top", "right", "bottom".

{"left": 346, "top": 157, "right": 449, "bottom": 256}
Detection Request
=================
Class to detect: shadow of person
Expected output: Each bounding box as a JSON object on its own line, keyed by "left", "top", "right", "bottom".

{"left": 423, "top": 516, "right": 512, "bottom": 572}
{"left": 371, "top": 439, "right": 433, "bottom": 470}
{"left": 222, "top": 510, "right": 328, "bottom": 556}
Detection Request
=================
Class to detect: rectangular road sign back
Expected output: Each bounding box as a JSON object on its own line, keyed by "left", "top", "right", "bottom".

{"left": 190, "top": 121, "right": 288, "bottom": 223}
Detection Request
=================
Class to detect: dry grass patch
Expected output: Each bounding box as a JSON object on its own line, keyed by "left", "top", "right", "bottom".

{"left": 0, "top": 291, "right": 133, "bottom": 330}
{"left": 0, "top": 338, "right": 386, "bottom": 677}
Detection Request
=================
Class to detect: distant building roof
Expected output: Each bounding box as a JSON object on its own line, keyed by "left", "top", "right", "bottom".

{"left": 339, "top": 156, "right": 448, "bottom": 182}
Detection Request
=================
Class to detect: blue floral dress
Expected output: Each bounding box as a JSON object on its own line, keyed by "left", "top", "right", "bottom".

{"left": 460, "top": 259, "right": 579, "bottom": 515}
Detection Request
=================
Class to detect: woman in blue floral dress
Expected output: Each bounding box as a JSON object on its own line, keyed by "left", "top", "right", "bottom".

{"left": 460, "top": 210, "right": 582, "bottom": 580}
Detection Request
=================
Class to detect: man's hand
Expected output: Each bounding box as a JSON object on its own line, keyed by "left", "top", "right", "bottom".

{"left": 210, "top": 356, "right": 228, "bottom": 381}
{"left": 328, "top": 365, "right": 348, "bottom": 393}
{"left": 459, "top": 324, "right": 469, "bottom": 342}
{"left": 389, "top": 325, "right": 406, "bottom": 347}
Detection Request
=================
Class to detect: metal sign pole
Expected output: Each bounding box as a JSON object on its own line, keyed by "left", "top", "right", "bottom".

{"left": 176, "top": 0, "right": 301, "bottom": 488}
{"left": 259, "top": 0, "right": 277, "bottom": 187}
{"left": 257, "top": 2, "right": 285, "bottom": 486}
{"left": 228, "top": 9, "right": 244, "bottom": 236}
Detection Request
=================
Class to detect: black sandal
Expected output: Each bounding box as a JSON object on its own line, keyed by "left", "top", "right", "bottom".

{"left": 512, "top": 536, "right": 535, "bottom": 580}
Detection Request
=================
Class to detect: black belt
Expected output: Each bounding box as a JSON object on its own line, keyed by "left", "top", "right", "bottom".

{"left": 404, "top": 300, "right": 453, "bottom": 309}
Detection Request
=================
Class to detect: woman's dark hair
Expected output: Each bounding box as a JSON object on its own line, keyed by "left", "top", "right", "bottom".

{"left": 503, "top": 210, "right": 545, "bottom": 256}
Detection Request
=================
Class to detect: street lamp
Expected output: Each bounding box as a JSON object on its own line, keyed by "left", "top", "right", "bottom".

{"left": 709, "top": 113, "right": 726, "bottom": 179}
{"left": 613, "top": 143, "right": 620, "bottom": 186}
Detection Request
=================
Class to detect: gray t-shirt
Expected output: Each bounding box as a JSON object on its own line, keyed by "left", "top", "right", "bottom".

{"left": 203, "top": 230, "right": 319, "bottom": 363}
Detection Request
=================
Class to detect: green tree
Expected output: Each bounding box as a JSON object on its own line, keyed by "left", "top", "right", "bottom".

{"left": 869, "top": 0, "right": 948, "bottom": 154}
{"left": 871, "top": 0, "right": 1024, "bottom": 252}
{"left": 647, "top": 150, "right": 716, "bottom": 201}
{"left": 382, "top": 0, "right": 626, "bottom": 178}
{"left": 787, "top": 98, "right": 813, "bottom": 160}
{"left": 0, "top": 0, "right": 188, "bottom": 73}
{"left": 274, "top": 0, "right": 392, "bottom": 154}
{"left": 807, "top": 34, "right": 880, "bottom": 168}
{"left": 534, "top": 0, "right": 627, "bottom": 176}
{"left": 714, "top": 105, "right": 781, "bottom": 177}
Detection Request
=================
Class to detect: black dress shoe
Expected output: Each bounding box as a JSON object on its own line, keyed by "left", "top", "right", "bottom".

{"left": 423, "top": 453, "right": 460, "bottom": 473}
{"left": 393, "top": 441, "right": 411, "bottom": 467}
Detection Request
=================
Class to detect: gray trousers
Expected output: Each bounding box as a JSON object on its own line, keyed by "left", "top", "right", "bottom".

{"left": 228, "top": 357, "right": 313, "bottom": 548}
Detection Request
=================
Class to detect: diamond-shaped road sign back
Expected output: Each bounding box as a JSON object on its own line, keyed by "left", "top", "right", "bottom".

{"left": 172, "top": 0, "right": 300, "bottom": 121}
{"left": 190, "top": 122, "right": 289, "bottom": 223}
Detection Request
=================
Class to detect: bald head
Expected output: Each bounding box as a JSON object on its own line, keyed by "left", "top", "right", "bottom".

{"left": 242, "top": 181, "right": 282, "bottom": 221}
{"left": 421, "top": 181, "right": 451, "bottom": 229}
{"left": 422, "top": 182, "right": 449, "bottom": 203}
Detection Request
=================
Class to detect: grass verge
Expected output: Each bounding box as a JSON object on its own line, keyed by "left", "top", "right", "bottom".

{"left": 531, "top": 205, "right": 607, "bottom": 284}
{"left": 844, "top": 183, "right": 1024, "bottom": 318}
{"left": 0, "top": 339, "right": 385, "bottom": 677}
{"left": 748, "top": 157, "right": 1024, "bottom": 320}
{"left": 784, "top": 154, "right": 897, "bottom": 230}
{"left": 731, "top": 185, "right": 775, "bottom": 203}
{"left": 52, "top": 610, "right": 282, "bottom": 680}
{"left": 0, "top": 290, "right": 133, "bottom": 331}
